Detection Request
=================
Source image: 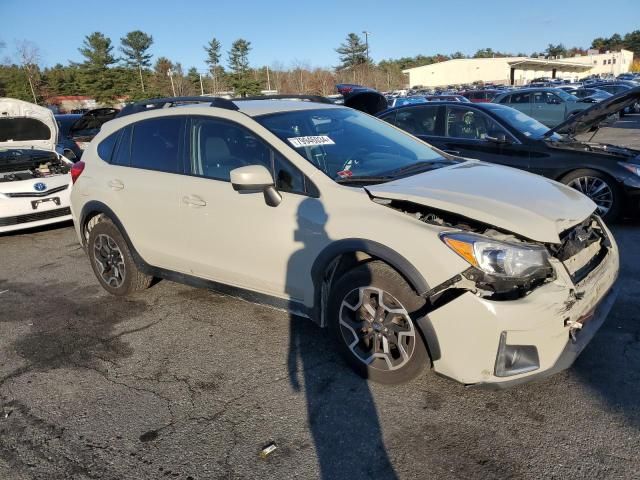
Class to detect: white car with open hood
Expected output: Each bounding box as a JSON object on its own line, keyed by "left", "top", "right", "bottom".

{"left": 71, "top": 95, "right": 619, "bottom": 387}
{"left": 0, "top": 98, "right": 74, "bottom": 233}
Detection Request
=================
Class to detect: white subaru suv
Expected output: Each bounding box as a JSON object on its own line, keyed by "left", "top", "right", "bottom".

{"left": 70, "top": 96, "right": 619, "bottom": 387}
{"left": 1, "top": 98, "right": 74, "bottom": 233}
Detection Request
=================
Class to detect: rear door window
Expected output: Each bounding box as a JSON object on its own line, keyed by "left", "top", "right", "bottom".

{"left": 509, "top": 92, "right": 531, "bottom": 104}
{"left": 130, "top": 117, "right": 185, "bottom": 173}
{"left": 390, "top": 106, "right": 440, "bottom": 136}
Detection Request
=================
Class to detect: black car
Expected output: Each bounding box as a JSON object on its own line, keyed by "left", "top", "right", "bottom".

{"left": 55, "top": 108, "right": 119, "bottom": 159}
{"left": 377, "top": 87, "right": 640, "bottom": 220}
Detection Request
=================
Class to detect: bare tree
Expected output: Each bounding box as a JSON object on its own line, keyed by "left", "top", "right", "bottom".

{"left": 16, "top": 40, "right": 41, "bottom": 103}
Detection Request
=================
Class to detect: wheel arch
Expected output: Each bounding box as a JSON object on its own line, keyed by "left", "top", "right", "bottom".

{"left": 310, "top": 239, "right": 430, "bottom": 325}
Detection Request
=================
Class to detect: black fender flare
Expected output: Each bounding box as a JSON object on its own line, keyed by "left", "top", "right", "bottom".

{"left": 310, "top": 239, "right": 441, "bottom": 360}
{"left": 78, "top": 201, "right": 151, "bottom": 271}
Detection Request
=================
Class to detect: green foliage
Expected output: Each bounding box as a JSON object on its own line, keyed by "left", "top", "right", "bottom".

{"left": 204, "top": 37, "right": 222, "bottom": 71}
{"left": 335, "top": 33, "right": 368, "bottom": 69}
{"left": 78, "top": 32, "right": 116, "bottom": 69}
{"left": 228, "top": 39, "right": 251, "bottom": 75}
{"left": 545, "top": 43, "right": 567, "bottom": 57}
{"left": 120, "top": 31, "right": 153, "bottom": 68}
{"left": 592, "top": 30, "right": 640, "bottom": 57}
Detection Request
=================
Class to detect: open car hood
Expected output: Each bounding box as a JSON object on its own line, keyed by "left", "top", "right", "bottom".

{"left": 366, "top": 161, "right": 596, "bottom": 244}
{"left": 337, "top": 84, "right": 388, "bottom": 115}
{"left": 545, "top": 86, "right": 640, "bottom": 137}
{"left": 69, "top": 107, "right": 119, "bottom": 138}
{"left": 0, "top": 97, "right": 58, "bottom": 151}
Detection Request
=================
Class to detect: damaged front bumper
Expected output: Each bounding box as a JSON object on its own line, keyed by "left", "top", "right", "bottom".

{"left": 420, "top": 224, "right": 619, "bottom": 387}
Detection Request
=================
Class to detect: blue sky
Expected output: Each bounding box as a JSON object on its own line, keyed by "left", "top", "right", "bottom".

{"left": 1, "top": 0, "right": 638, "bottom": 71}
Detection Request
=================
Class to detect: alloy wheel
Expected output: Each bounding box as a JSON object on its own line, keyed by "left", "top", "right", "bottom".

{"left": 566, "top": 176, "right": 613, "bottom": 217}
{"left": 93, "top": 234, "right": 126, "bottom": 288}
{"left": 338, "top": 286, "right": 416, "bottom": 371}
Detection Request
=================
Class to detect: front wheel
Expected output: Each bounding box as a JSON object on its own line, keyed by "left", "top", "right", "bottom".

{"left": 560, "top": 169, "right": 622, "bottom": 222}
{"left": 328, "top": 261, "right": 429, "bottom": 384}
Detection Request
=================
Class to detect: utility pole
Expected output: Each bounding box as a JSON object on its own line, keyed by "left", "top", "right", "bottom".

{"left": 199, "top": 72, "right": 204, "bottom": 95}
{"left": 266, "top": 65, "right": 271, "bottom": 91}
{"left": 167, "top": 69, "right": 176, "bottom": 96}
{"left": 362, "top": 30, "right": 371, "bottom": 63}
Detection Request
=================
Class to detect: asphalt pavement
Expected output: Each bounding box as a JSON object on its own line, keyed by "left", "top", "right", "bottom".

{"left": 1, "top": 115, "right": 639, "bottom": 480}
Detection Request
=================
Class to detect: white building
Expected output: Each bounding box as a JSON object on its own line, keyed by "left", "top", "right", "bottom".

{"left": 403, "top": 49, "right": 634, "bottom": 88}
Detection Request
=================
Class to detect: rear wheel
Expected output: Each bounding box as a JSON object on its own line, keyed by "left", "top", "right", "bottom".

{"left": 87, "top": 218, "right": 153, "bottom": 295}
{"left": 328, "top": 261, "right": 429, "bottom": 384}
{"left": 560, "top": 169, "right": 622, "bottom": 221}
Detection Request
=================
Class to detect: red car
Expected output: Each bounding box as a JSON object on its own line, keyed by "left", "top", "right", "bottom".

{"left": 461, "top": 89, "right": 501, "bottom": 103}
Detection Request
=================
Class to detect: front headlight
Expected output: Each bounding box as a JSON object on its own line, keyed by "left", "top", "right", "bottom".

{"left": 619, "top": 161, "right": 640, "bottom": 177}
{"left": 440, "top": 232, "right": 551, "bottom": 278}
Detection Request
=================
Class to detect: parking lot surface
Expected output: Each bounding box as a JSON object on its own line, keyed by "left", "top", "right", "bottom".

{"left": 1, "top": 116, "right": 639, "bottom": 480}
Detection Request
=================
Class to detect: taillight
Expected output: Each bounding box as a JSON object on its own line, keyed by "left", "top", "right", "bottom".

{"left": 70, "top": 161, "right": 85, "bottom": 184}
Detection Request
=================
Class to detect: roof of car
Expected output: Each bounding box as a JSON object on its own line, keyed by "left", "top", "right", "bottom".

{"left": 233, "top": 99, "right": 341, "bottom": 116}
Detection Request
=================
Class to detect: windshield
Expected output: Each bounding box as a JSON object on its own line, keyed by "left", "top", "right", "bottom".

{"left": 256, "top": 108, "right": 453, "bottom": 182}
{"left": 487, "top": 105, "right": 562, "bottom": 140}
{"left": 553, "top": 89, "right": 578, "bottom": 102}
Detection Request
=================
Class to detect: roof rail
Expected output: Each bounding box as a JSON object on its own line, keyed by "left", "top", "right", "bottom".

{"left": 116, "top": 96, "right": 239, "bottom": 118}
{"left": 234, "top": 94, "right": 334, "bottom": 104}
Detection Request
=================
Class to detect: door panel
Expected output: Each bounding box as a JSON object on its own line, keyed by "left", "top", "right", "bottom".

{"left": 531, "top": 91, "right": 565, "bottom": 127}
{"left": 178, "top": 115, "right": 316, "bottom": 298}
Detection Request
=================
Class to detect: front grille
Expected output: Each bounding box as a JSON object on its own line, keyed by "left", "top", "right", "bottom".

{"left": 0, "top": 207, "right": 71, "bottom": 227}
{"left": 550, "top": 215, "right": 609, "bottom": 284}
{"left": 4, "top": 184, "right": 69, "bottom": 198}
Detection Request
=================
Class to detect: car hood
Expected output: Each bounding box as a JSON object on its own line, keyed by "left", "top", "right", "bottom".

{"left": 366, "top": 161, "right": 596, "bottom": 244}
{"left": 545, "top": 86, "right": 640, "bottom": 137}
{"left": 0, "top": 98, "right": 58, "bottom": 151}
{"left": 337, "top": 84, "right": 388, "bottom": 115}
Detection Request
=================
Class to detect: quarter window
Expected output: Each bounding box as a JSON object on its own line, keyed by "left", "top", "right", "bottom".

{"left": 111, "top": 126, "right": 132, "bottom": 166}
{"left": 130, "top": 117, "right": 185, "bottom": 173}
{"left": 97, "top": 131, "right": 119, "bottom": 162}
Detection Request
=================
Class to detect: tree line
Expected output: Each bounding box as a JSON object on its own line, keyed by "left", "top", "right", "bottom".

{"left": 0, "top": 29, "right": 639, "bottom": 107}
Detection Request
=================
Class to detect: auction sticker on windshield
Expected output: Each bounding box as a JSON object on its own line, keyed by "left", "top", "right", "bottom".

{"left": 287, "top": 136, "right": 335, "bottom": 148}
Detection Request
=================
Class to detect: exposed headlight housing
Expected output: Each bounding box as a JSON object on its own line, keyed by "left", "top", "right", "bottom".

{"left": 440, "top": 232, "right": 552, "bottom": 280}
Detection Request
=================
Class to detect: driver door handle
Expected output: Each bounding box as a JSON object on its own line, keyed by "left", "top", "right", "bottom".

{"left": 182, "top": 195, "right": 207, "bottom": 207}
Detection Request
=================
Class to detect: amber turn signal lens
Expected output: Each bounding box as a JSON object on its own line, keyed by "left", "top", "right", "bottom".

{"left": 442, "top": 237, "right": 478, "bottom": 267}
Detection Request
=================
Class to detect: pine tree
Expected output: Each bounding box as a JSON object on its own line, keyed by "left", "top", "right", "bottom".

{"left": 227, "top": 39, "right": 260, "bottom": 96}
{"left": 335, "top": 33, "right": 368, "bottom": 69}
{"left": 120, "top": 30, "right": 154, "bottom": 92}
{"left": 78, "top": 32, "right": 117, "bottom": 103}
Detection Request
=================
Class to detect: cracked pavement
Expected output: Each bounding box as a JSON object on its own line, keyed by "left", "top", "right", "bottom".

{"left": 1, "top": 116, "right": 640, "bottom": 479}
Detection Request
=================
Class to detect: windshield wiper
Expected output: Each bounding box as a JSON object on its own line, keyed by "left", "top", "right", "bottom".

{"left": 335, "top": 175, "right": 393, "bottom": 185}
{"left": 386, "top": 159, "right": 453, "bottom": 177}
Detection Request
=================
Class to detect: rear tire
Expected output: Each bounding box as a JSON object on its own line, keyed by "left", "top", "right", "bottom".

{"left": 87, "top": 218, "right": 153, "bottom": 296}
{"left": 560, "top": 169, "right": 622, "bottom": 222}
{"left": 328, "top": 261, "right": 429, "bottom": 384}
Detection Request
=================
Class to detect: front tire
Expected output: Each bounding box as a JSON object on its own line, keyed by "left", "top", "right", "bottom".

{"left": 560, "top": 169, "right": 622, "bottom": 222}
{"left": 328, "top": 261, "right": 429, "bottom": 384}
{"left": 87, "top": 218, "right": 153, "bottom": 296}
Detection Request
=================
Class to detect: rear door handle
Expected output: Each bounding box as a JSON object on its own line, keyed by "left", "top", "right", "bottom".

{"left": 182, "top": 195, "right": 207, "bottom": 207}
{"left": 108, "top": 179, "right": 124, "bottom": 190}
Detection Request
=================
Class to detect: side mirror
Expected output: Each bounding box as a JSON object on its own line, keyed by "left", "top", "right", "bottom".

{"left": 230, "top": 165, "right": 282, "bottom": 207}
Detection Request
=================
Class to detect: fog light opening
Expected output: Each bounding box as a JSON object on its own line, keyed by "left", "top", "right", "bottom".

{"left": 495, "top": 331, "right": 540, "bottom": 377}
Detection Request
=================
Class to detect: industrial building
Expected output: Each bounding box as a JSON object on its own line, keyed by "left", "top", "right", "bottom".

{"left": 403, "top": 49, "right": 635, "bottom": 88}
